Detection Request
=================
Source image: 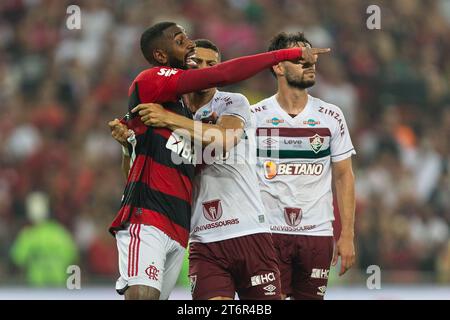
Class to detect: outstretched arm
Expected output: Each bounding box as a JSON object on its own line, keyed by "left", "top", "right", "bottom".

{"left": 175, "top": 47, "right": 330, "bottom": 95}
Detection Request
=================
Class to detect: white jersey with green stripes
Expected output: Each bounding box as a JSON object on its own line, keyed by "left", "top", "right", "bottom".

{"left": 251, "top": 94, "right": 356, "bottom": 236}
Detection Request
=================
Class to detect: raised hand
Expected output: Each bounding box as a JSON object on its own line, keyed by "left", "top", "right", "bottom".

{"left": 108, "top": 118, "right": 131, "bottom": 146}
{"left": 301, "top": 47, "right": 331, "bottom": 65}
{"left": 331, "top": 234, "right": 356, "bottom": 276}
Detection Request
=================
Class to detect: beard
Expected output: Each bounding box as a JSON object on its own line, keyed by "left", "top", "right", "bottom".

{"left": 286, "top": 72, "right": 316, "bottom": 89}
{"left": 169, "top": 55, "right": 187, "bottom": 70}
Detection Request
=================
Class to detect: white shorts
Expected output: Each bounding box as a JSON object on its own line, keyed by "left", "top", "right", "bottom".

{"left": 115, "top": 224, "right": 185, "bottom": 300}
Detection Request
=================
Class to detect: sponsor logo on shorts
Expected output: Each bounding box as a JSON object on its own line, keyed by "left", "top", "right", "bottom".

{"left": 145, "top": 264, "right": 160, "bottom": 281}
{"left": 263, "top": 284, "right": 277, "bottom": 296}
{"left": 189, "top": 275, "right": 197, "bottom": 294}
{"left": 202, "top": 199, "right": 223, "bottom": 222}
{"left": 317, "top": 285, "right": 327, "bottom": 296}
{"left": 263, "top": 161, "right": 324, "bottom": 179}
{"left": 311, "top": 268, "right": 330, "bottom": 279}
{"left": 251, "top": 272, "right": 276, "bottom": 286}
{"left": 284, "top": 207, "right": 302, "bottom": 227}
{"left": 310, "top": 134, "right": 325, "bottom": 153}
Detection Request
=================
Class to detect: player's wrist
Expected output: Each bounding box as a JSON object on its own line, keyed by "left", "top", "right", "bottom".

{"left": 166, "top": 113, "right": 183, "bottom": 130}
{"left": 340, "top": 230, "right": 355, "bottom": 239}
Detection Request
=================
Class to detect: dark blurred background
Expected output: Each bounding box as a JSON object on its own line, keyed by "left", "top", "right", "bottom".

{"left": 0, "top": 0, "right": 449, "bottom": 294}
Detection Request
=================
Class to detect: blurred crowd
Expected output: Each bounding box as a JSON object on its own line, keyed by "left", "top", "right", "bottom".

{"left": 0, "top": 0, "right": 449, "bottom": 286}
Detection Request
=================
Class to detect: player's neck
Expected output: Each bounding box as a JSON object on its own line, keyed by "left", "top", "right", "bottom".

{"left": 187, "top": 88, "right": 217, "bottom": 112}
{"left": 276, "top": 83, "right": 308, "bottom": 115}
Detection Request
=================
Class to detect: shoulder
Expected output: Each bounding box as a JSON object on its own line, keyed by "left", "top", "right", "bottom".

{"left": 309, "top": 95, "right": 349, "bottom": 136}
{"left": 213, "top": 91, "right": 251, "bottom": 123}
{"left": 135, "top": 67, "right": 183, "bottom": 81}
{"left": 250, "top": 96, "right": 274, "bottom": 114}
{"left": 215, "top": 91, "right": 249, "bottom": 107}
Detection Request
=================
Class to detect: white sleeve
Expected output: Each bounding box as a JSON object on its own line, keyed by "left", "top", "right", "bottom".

{"left": 219, "top": 94, "right": 251, "bottom": 125}
{"left": 330, "top": 107, "right": 356, "bottom": 163}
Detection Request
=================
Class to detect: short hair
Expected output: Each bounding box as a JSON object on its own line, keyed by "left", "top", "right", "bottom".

{"left": 140, "top": 21, "right": 176, "bottom": 64}
{"left": 267, "top": 32, "right": 312, "bottom": 77}
{"left": 194, "top": 39, "right": 220, "bottom": 56}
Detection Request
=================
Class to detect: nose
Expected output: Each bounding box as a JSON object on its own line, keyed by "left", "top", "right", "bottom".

{"left": 187, "top": 38, "right": 195, "bottom": 50}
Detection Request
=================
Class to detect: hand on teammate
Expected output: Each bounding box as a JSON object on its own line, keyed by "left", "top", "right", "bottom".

{"left": 108, "top": 118, "right": 131, "bottom": 146}
{"left": 132, "top": 103, "right": 169, "bottom": 127}
{"left": 300, "top": 47, "right": 330, "bottom": 65}
{"left": 332, "top": 234, "right": 355, "bottom": 276}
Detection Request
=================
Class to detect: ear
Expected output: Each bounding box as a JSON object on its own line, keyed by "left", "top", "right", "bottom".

{"left": 153, "top": 49, "right": 168, "bottom": 65}
{"left": 272, "top": 62, "right": 284, "bottom": 77}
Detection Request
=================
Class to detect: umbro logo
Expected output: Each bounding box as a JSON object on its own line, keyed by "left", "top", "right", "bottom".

{"left": 262, "top": 138, "right": 277, "bottom": 147}
{"left": 317, "top": 285, "right": 327, "bottom": 296}
{"left": 263, "top": 284, "right": 277, "bottom": 296}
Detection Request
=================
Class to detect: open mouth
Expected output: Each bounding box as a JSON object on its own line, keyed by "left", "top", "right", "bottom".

{"left": 186, "top": 51, "right": 197, "bottom": 67}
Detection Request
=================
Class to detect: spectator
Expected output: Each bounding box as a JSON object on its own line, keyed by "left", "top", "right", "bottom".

{"left": 0, "top": 0, "right": 448, "bottom": 286}
{"left": 10, "top": 192, "right": 78, "bottom": 286}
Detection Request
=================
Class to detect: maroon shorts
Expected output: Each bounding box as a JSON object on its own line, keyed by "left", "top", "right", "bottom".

{"left": 272, "top": 234, "right": 334, "bottom": 300}
{"left": 189, "top": 233, "right": 281, "bottom": 300}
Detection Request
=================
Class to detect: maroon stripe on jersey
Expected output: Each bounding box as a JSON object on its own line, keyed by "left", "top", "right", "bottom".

{"left": 125, "top": 206, "right": 189, "bottom": 248}
{"left": 256, "top": 127, "right": 331, "bottom": 137}
{"left": 129, "top": 154, "right": 192, "bottom": 203}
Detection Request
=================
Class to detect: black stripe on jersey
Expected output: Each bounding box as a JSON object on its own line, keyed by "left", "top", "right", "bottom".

{"left": 128, "top": 82, "right": 141, "bottom": 114}
{"left": 121, "top": 181, "right": 191, "bottom": 230}
{"left": 133, "top": 129, "right": 195, "bottom": 180}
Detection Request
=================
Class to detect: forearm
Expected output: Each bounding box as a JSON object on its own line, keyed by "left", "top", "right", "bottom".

{"left": 166, "top": 113, "right": 237, "bottom": 150}
{"left": 334, "top": 171, "right": 356, "bottom": 238}
{"left": 121, "top": 154, "right": 131, "bottom": 180}
{"left": 176, "top": 48, "right": 302, "bottom": 95}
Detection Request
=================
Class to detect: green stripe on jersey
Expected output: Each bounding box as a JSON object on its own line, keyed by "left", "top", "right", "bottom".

{"left": 257, "top": 148, "right": 331, "bottom": 159}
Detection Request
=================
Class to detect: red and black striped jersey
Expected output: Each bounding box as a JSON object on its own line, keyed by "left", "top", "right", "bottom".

{"left": 109, "top": 66, "right": 194, "bottom": 248}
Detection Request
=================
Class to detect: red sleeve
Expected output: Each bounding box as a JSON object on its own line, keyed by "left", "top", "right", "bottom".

{"left": 130, "top": 67, "right": 185, "bottom": 103}
{"left": 176, "top": 47, "right": 302, "bottom": 95}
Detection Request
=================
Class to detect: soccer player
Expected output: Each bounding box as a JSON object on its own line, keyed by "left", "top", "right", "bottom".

{"left": 251, "top": 32, "right": 356, "bottom": 300}
{"left": 109, "top": 22, "right": 330, "bottom": 300}
{"left": 130, "top": 39, "right": 281, "bottom": 300}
